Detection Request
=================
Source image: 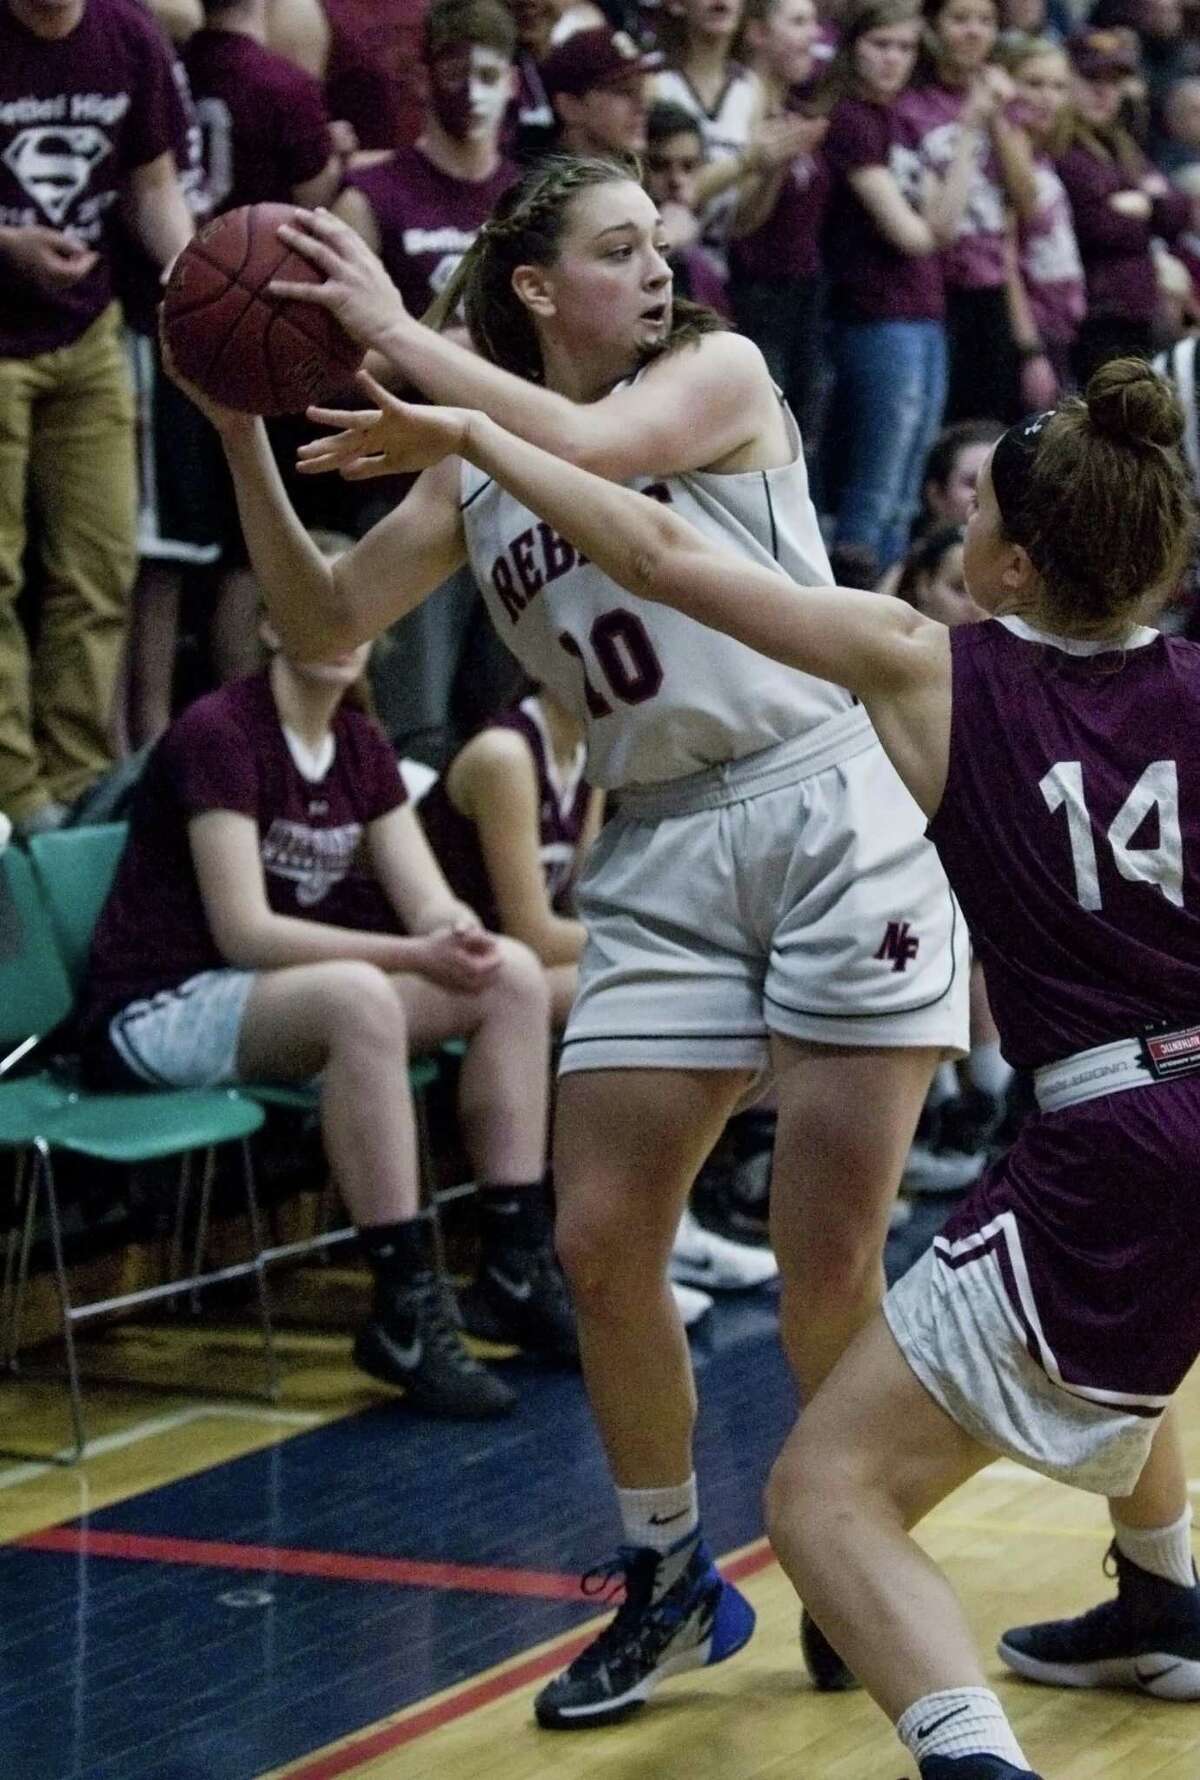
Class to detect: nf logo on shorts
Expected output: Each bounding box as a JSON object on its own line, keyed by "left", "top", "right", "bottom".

{"left": 875, "top": 920, "right": 920, "bottom": 972}
{"left": 3, "top": 126, "right": 111, "bottom": 225}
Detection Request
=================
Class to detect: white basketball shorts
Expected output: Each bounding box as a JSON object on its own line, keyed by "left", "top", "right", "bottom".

{"left": 884, "top": 1241, "right": 1156, "bottom": 1497}
{"left": 561, "top": 727, "right": 968, "bottom": 1075}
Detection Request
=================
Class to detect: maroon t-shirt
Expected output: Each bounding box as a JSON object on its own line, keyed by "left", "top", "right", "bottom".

{"left": 0, "top": 0, "right": 180, "bottom": 356}
{"left": 184, "top": 26, "right": 332, "bottom": 214}
{"left": 729, "top": 148, "right": 831, "bottom": 284}
{"left": 1056, "top": 141, "right": 1188, "bottom": 324}
{"left": 897, "top": 82, "right": 1010, "bottom": 292}
{"left": 79, "top": 672, "right": 407, "bottom": 1030}
{"left": 346, "top": 146, "right": 517, "bottom": 319}
{"left": 823, "top": 96, "right": 943, "bottom": 322}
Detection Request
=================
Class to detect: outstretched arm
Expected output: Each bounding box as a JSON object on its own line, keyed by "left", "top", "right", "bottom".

{"left": 466, "top": 413, "right": 936, "bottom": 684}
{"left": 271, "top": 209, "right": 780, "bottom": 479}
{"left": 385, "top": 401, "right": 953, "bottom": 812}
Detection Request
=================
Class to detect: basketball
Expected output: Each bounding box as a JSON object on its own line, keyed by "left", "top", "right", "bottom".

{"left": 161, "top": 203, "right": 364, "bottom": 416}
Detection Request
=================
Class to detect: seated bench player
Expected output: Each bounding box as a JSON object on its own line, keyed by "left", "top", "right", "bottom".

{"left": 75, "top": 621, "right": 576, "bottom": 1417}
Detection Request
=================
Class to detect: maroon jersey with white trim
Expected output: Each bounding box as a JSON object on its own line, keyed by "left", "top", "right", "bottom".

{"left": 419, "top": 696, "right": 590, "bottom": 929}
{"left": 929, "top": 616, "right": 1200, "bottom": 1408}
{"left": 927, "top": 616, "right": 1200, "bottom": 1071}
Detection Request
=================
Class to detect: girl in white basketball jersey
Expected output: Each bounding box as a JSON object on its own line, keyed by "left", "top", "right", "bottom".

{"left": 169, "top": 154, "right": 967, "bottom": 1721}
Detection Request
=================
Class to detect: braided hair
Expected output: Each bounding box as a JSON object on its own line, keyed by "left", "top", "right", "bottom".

{"left": 423, "top": 154, "right": 725, "bottom": 382}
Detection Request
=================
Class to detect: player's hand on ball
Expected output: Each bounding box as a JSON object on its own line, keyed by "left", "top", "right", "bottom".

{"left": 157, "top": 313, "right": 255, "bottom": 437}
{"left": 271, "top": 209, "right": 409, "bottom": 352}
{"left": 300, "top": 370, "right": 469, "bottom": 477}
{"left": 0, "top": 225, "right": 97, "bottom": 292}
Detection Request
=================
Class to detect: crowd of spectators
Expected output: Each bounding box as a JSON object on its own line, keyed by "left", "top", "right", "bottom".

{"left": 5, "top": 0, "right": 1200, "bottom": 1387}
{"left": 6, "top": 0, "right": 1200, "bottom": 825}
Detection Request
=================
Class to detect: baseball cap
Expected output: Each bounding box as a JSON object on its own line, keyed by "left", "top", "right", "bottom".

{"left": 1066, "top": 27, "right": 1140, "bottom": 80}
{"left": 541, "top": 27, "right": 662, "bottom": 99}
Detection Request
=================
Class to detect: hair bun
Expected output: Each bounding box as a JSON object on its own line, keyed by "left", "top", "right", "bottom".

{"left": 1085, "top": 357, "right": 1184, "bottom": 449}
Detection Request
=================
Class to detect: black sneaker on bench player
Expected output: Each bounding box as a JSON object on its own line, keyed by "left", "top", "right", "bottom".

{"left": 460, "top": 1181, "right": 579, "bottom": 1364}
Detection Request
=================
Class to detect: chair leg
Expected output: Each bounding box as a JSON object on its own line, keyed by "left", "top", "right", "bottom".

{"left": 7, "top": 1152, "right": 39, "bottom": 1370}
{"left": 167, "top": 1149, "right": 194, "bottom": 1297}
{"left": 239, "top": 1140, "right": 281, "bottom": 1403}
{"left": 36, "top": 1141, "right": 87, "bottom": 1465}
{"left": 2, "top": 1150, "right": 30, "bottom": 1367}
{"left": 189, "top": 1149, "right": 217, "bottom": 1316}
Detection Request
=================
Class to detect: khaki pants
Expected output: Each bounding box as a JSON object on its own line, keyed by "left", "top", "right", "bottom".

{"left": 0, "top": 303, "right": 137, "bottom": 823}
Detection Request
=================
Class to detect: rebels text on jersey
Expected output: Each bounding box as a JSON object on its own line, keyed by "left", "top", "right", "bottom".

{"left": 460, "top": 408, "right": 871, "bottom": 790}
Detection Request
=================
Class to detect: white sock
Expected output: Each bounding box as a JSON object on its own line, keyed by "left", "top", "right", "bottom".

{"left": 967, "top": 1040, "right": 1013, "bottom": 1100}
{"left": 617, "top": 1476, "right": 699, "bottom": 1554}
{"left": 1114, "top": 1506, "right": 1197, "bottom": 1589}
{"left": 897, "top": 1687, "right": 1029, "bottom": 1767}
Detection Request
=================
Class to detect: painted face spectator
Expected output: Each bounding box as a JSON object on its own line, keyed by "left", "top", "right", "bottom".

{"left": 336, "top": 0, "right": 519, "bottom": 323}
{"left": 333, "top": 0, "right": 524, "bottom": 776}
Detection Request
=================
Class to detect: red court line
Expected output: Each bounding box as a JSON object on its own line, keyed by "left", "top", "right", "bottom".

{"left": 278, "top": 1538, "right": 778, "bottom": 1780}
{"left": 17, "top": 1526, "right": 582, "bottom": 1600}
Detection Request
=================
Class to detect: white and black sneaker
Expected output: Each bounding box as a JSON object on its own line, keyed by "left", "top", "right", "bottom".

{"left": 354, "top": 1269, "right": 517, "bottom": 1419}
{"left": 998, "top": 1543, "right": 1200, "bottom": 1699}
{"left": 669, "top": 1209, "right": 779, "bottom": 1292}
{"left": 535, "top": 1534, "right": 756, "bottom": 1729}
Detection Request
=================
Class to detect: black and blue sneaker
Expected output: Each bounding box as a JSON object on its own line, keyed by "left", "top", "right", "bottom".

{"left": 915, "top": 1759, "right": 1044, "bottom": 1779}
{"left": 534, "top": 1534, "right": 756, "bottom": 1728}
{"left": 998, "top": 1542, "right": 1200, "bottom": 1700}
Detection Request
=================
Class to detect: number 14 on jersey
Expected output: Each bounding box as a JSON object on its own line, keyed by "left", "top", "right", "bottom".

{"left": 1040, "top": 760, "right": 1184, "bottom": 910}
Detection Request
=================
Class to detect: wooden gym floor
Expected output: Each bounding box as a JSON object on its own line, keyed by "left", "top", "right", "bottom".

{"left": 1, "top": 1247, "right": 1198, "bottom": 1780}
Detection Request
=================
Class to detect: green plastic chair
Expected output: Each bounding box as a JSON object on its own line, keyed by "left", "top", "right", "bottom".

{"left": 0, "top": 844, "right": 270, "bottom": 1463}
{"left": 27, "top": 820, "right": 127, "bottom": 990}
